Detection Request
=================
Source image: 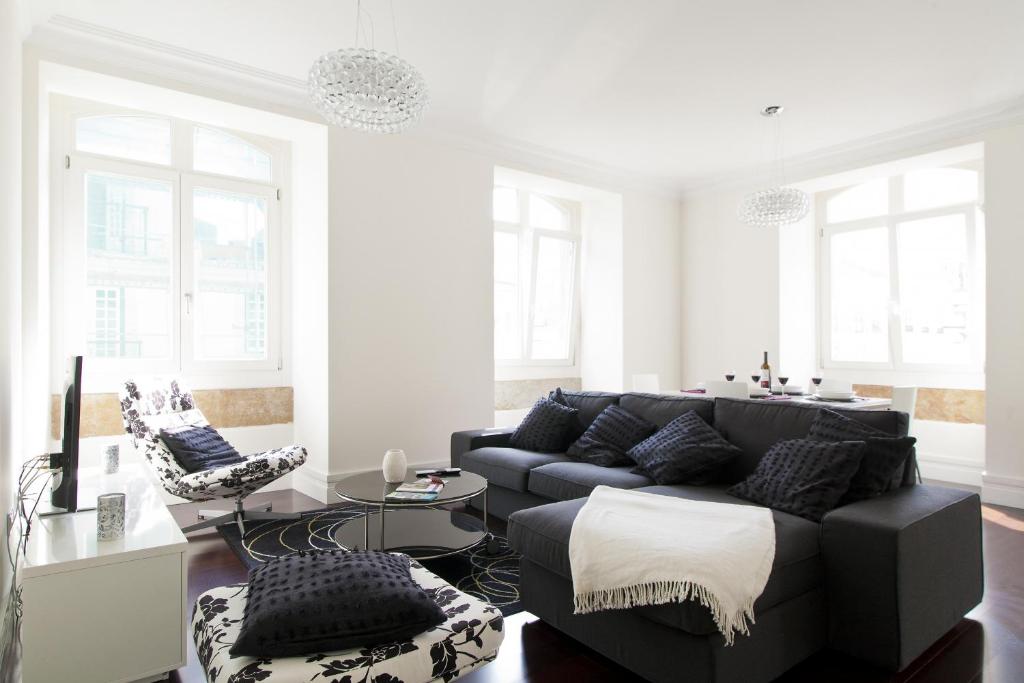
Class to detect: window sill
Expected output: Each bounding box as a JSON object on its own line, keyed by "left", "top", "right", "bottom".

{"left": 820, "top": 367, "right": 984, "bottom": 391}
{"left": 79, "top": 366, "right": 289, "bottom": 394}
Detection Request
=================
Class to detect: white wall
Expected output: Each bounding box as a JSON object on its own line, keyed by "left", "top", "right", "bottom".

{"left": 982, "top": 123, "right": 1024, "bottom": 507}
{"left": 680, "top": 186, "right": 779, "bottom": 388}
{"left": 324, "top": 129, "right": 495, "bottom": 494}
{"left": 623, "top": 192, "right": 682, "bottom": 391}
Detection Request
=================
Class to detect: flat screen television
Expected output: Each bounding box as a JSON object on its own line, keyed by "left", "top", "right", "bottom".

{"left": 50, "top": 355, "right": 83, "bottom": 513}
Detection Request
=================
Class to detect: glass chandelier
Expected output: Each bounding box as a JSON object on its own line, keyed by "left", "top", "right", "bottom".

{"left": 309, "top": 1, "right": 429, "bottom": 134}
{"left": 737, "top": 106, "right": 810, "bottom": 227}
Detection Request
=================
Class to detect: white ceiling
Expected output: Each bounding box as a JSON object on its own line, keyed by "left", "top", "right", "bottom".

{"left": 29, "top": 0, "right": 1024, "bottom": 190}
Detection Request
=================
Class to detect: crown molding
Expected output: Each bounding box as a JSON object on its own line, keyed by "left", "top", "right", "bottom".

{"left": 29, "top": 15, "right": 681, "bottom": 200}
{"left": 681, "top": 95, "right": 1024, "bottom": 199}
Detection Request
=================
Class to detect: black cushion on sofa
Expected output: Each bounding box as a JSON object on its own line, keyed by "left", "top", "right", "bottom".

{"left": 728, "top": 439, "right": 866, "bottom": 522}
{"left": 231, "top": 550, "right": 445, "bottom": 657}
{"left": 628, "top": 410, "right": 742, "bottom": 485}
{"left": 712, "top": 398, "right": 909, "bottom": 483}
{"left": 567, "top": 405, "right": 656, "bottom": 467}
{"left": 808, "top": 409, "right": 917, "bottom": 503}
{"left": 510, "top": 397, "right": 579, "bottom": 452}
{"left": 159, "top": 425, "right": 244, "bottom": 473}
{"left": 550, "top": 389, "right": 621, "bottom": 439}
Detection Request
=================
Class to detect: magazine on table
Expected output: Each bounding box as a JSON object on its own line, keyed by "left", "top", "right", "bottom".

{"left": 395, "top": 480, "right": 446, "bottom": 494}
{"left": 385, "top": 490, "right": 439, "bottom": 502}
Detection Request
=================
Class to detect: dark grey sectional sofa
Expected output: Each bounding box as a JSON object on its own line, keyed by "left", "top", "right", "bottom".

{"left": 450, "top": 391, "right": 983, "bottom": 683}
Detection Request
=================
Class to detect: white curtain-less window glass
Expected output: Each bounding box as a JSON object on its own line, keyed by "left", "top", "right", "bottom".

{"left": 85, "top": 171, "right": 174, "bottom": 358}
{"left": 897, "top": 214, "right": 971, "bottom": 365}
{"left": 76, "top": 116, "right": 172, "bottom": 165}
{"left": 530, "top": 236, "right": 576, "bottom": 360}
{"left": 529, "top": 195, "right": 567, "bottom": 231}
{"left": 192, "top": 188, "right": 269, "bottom": 360}
{"left": 826, "top": 178, "right": 888, "bottom": 223}
{"left": 903, "top": 167, "right": 978, "bottom": 212}
{"left": 829, "top": 226, "right": 890, "bottom": 363}
{"left": 193, "top": 127, "right": 273, "bottom": 182}
{"left": 494, "top": 231, "right": 521, "bottom": 360}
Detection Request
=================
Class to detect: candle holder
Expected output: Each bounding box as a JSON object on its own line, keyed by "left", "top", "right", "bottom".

{"left": 97, "top": 493, "right": 126, "bottom": 541}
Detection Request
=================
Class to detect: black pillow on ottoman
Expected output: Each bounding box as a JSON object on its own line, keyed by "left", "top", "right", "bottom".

{"left": 728, "top": 439, "right": 866, "bottom": 522}
{"left": 628, "top": 410, "right": 742, "bottom": 485}
{"left": 510, "top": 397, "right": 579, "bottom": 452}
{"left": 567, "top": 405, "right": 656, "bottom": 467}
{"left": 808, "top": 409, "right": 917, "bottom": 503}
{"left": 159, "top": 424, "right": 245, "bottom": 473}
{"left": 231, "top": 550, "right": 446, "bottom": 657}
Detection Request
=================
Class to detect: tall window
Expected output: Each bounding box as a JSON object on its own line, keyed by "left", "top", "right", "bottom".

{"left": 819, "top": 160, "right": 984, "bottom": 372}
{"left": 59, "top": 102, "right": 283, "bottom": 378}
{"left": 493, "top": 187, "right": 581, "bottom": 366}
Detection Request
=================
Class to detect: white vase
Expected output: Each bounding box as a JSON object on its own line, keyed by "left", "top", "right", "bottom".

{"left": 382, "top": 449, "right": 408, "bottom": 483}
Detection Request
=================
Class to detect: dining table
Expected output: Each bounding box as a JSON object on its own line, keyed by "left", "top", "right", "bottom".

{"left": 676, "top": 389, "right": 893, "bottom": 411}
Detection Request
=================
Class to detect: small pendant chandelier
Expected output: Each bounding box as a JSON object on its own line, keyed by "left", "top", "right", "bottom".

{"left": 737, "top": 106, "right": 810, "bottom": 227}
{"left": 308, "top": 0, "right": 429, "bottom": 134}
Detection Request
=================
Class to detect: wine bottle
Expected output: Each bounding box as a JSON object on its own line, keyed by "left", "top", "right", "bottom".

{"left": 760, "top": 351, "right": 772, "bottom": 390}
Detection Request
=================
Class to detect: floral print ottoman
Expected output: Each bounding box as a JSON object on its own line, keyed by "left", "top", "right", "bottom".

{"left": 192, "top": 561, "right": 504, "bottom": 683}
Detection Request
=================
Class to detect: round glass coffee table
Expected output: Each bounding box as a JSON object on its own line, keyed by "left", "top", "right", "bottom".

{"left": 333, "top": 469, "right": 493, "bottom": 560}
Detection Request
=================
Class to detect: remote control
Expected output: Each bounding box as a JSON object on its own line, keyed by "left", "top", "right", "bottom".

{"left": 415, "top": 467, "right": 462, "bottom": 477}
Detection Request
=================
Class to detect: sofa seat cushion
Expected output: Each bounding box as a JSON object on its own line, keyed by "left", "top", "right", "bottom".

{"left": 461, "top": 447, "right": 570, "bottom": 492}
{"left": 528, "top": 462, "right": 653, "bottom": 501}
{"left": 507, "top": 484, "right": 822, "bottom": 636}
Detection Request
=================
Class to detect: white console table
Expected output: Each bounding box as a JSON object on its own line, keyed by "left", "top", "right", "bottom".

{"left": 21, "top": 459, "right": 188, "bottom": 683}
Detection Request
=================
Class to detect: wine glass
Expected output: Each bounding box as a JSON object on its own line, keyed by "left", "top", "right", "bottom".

{"left": 811, "top": 376, "right": 823, "bottom": 394}
{"left": 777, "top": 376, "right": 789, "bottom": 395}
{"left": 750, "top": 373, "right": 760, "bottom": 385}
{"left": 725, "top": 372, "right": 735, "bottom": 382}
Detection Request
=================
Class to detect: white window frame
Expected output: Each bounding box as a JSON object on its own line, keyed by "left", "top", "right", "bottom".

{"left": 52, "top": 96, "right": 286, "bottom": 390}
{"left": 818, "top": 162, "right": 985, "bottom": 377}
{"left": 494, "top": 188, "right": 582, "bottom": 373}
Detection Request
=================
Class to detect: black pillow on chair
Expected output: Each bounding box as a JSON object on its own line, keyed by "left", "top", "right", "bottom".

{"left": 510, "top": 397, "right": 580, "bottom": 452}
{"left": 728, "top": 439, "right": 866, "bottom": 522}
{"left": 159, "top": 425, "right": 245, "bottom": 473}
{"left": 231, "top": 550, "right": 446, "bottom": 657}
{"left": 807, "top": 409, "right": 917, "bottom": 503}
{"left": 567, "top": 405, "right": 656, "bottom": 467}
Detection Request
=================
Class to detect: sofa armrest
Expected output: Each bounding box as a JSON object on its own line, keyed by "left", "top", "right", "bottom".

{"left": 450, "top": 428, "right": 515, "bottom": 468}
{"left": 820, "top": 485, "right": 983, "bottom": 670}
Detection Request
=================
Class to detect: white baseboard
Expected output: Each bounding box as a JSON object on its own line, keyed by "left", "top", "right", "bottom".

{"left": 982, "top": 474, "right": 1024, "bottom": 509}
{"left": 917, "top": 452, "right": 985, "bottom": 488}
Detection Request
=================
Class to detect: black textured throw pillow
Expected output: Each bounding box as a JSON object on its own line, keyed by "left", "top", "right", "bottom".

{"left": 728, "top": 439, "right": 866, "bottom": 522}
{"left": 628, "top": 410, "right": 742, "bottom": 485}
{"left": 549, "top": 387, "right": 586, "bottom": 442}
{"left": 808, "top": 409, "right": 917, "bottom": 503}
{"left": 231, "top": 550, "right": 446, "bottom": 657}
{"left": 567, "top": 405, "right": 656, "bottom": 467}
{"left": 159, "top": 425, "right": 244, "bottom": 473}
{"left": 510, "top": 397, "right": 579, "bottom": 452}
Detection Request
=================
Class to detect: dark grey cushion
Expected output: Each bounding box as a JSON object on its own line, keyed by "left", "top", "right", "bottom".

{"left": 507, "top": 484, "right": 823, "bottom": 636}
{"left": 728, "top": 439, "right": 866, "bottom": 522}
{"left": 567, "top": 405, "right": 656, "bottom": 467}
{"left": 712, "top": 398, "right": 909, "bottom": 482}
{"left": 461, "top": 447, "right": 570, "bottom": 492}
{"left": 619, "top": 393, "right": 715, "bottom": 428}
{"left": 628, "top": 410, "right": 741, "bottom": 485}
{"left": 159, "top": 425, "right": 244, "bottom": 473}
{"left": 528, "top": 462, "right": 653, "bottom": 501}
{"left": 808, "top": 409, "right": 917, "bottom": 503}
{"left": 550, "top": 389, "right": 621, "bottom": 435}
{"left": 510, "top": 397, "right": 579, "bottom": 452}
{"left": 231, "top": 550, "right": 445, "bottom": 657}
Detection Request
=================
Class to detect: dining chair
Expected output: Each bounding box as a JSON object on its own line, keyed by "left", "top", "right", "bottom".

{"left": 891, "top": 386, "right": 919, "bottom": 433}
{"left": 704, "top": 380, "right": 749, "bottom": 400}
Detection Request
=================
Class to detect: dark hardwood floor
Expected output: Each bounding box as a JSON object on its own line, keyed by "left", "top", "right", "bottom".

{"left": 169, "top": 490, "right": 1023, "bottom": 683}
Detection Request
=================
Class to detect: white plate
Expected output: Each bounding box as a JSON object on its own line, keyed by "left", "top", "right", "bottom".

{"left": 783, "top": 384, "right": 804, "bottom": 395}
{"left": 750, "top": 387, "right": 769, "bottom": 397}
{"left": 816, "top": 390, "right": 856, "bottom": 400}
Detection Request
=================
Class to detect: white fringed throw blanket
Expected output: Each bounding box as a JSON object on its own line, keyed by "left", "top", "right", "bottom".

{"left": 568, "top": 486, "right": 776, "bottom": 645}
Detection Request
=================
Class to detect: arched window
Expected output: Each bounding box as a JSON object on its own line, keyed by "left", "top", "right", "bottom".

{"left": 193, "top": 126, "right": 272, "bottom": 182}
{"left": 75, "top": 115, "right": 172, "bottom": 164}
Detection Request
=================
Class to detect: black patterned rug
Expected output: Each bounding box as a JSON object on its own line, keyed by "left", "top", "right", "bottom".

{"left": 217, "top": 506, "right": 523, "bottom": 616}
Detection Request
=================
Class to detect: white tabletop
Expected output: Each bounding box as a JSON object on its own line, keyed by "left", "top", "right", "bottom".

{"left": 23, "top": 459, "right": 187, "bottom": 579}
